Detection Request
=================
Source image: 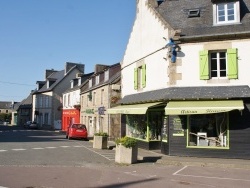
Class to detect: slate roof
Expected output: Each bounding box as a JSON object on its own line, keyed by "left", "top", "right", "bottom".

{"left": 156, "top": 0, "right": 250, "bottom": 40}
{"left": 63, "top": 72, "right": 94, "bottom": 94}
{"left": 34, "top": 70, "right": 64, "bottom": 93}
{"left": 120, "top": 85, "right": 250, "bottom": 104}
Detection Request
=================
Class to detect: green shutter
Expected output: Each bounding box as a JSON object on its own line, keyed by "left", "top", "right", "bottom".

{"left": 227, "top": 48, "right": 238, "bottom": 79}
{"left": 199, "top": 50, "right": 209, "bottom": 80}
{"left": 142, "top": 64, "right": 146, "bottom": 88}
{"left": 134, "top": 68, "right": 138, "bottom": 90}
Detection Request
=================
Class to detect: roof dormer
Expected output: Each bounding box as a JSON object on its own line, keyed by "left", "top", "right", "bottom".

{"left": 212, "top": 0, "right": 240, "bottom": 26}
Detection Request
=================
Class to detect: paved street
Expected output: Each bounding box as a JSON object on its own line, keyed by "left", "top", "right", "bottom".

{"left": 0, "top": 125, "right": 250, "bottom": 188}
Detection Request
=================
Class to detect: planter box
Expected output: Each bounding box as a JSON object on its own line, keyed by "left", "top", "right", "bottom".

{"left": 115, "top": 144, "right": 138, "bottom": 164}
{"left": 93, "top": 136, "right": 108, "bottom": 149}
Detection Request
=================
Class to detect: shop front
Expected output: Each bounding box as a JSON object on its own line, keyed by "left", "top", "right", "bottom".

{"left": 163, "top": 100, "right": 250, "bottom": 159}
{"left": 62, "top": 109, "right": 80, "bottom": 131}
{"left": 107, "top": 102, "right": 167, "bottom": 150}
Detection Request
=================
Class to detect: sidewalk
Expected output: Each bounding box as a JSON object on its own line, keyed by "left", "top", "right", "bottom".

{"left": 108, "top": 141, "right": 250, "bottom": 169}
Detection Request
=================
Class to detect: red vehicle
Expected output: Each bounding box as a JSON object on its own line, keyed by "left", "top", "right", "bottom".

{"left": 66, "top": 124, "right": 88, "bottom": 140}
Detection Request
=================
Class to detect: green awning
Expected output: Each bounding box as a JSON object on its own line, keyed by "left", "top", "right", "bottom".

{"left": 107, "top": 102, "right": 163, "bottom": 114}
{"left": 165, "top": 100, "right": 244, "bottom": 115}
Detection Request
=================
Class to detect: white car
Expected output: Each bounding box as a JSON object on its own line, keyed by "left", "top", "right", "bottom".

{"left": 29, "top": 121, "right": 38, "bottom": 129}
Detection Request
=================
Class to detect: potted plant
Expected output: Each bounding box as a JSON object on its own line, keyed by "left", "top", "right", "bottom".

{"left": 115, "top": 136, "right": 138, "bottom": 164}
{"left": 93, "top": 132, "right": 108, "bottom": 149}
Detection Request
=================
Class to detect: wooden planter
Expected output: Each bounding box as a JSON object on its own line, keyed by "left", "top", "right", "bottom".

{"left": 115, "top": 144, "right": 138, "bottom": 164}
{"left": 93, "top": 136, "right": 108, "bottom": 149}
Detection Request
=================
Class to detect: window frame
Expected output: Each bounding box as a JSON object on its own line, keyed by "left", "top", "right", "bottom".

{"left": 209, "top": 51, "right": 227, "bottom": 79}
{"left": 199, "top": 48, "right": 238, "bottom": 80}
{"left": 134, "top": 64, "right": 146, "bottom": 90}
{"left": 187, "top": 113, "right": 229, "bottom": 149}
{"left": 213, "top": 1, "right": 240, "bottom": 25}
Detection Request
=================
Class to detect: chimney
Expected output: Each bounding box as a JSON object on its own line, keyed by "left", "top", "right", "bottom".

{"left": 45, "top": 69, "right": 57, "bottom": 79}
{"left": 65, "top": 62, "right": 85, "bottom": 75}
{"left": 94, "top": 64, "right": 109, "bottom": 74}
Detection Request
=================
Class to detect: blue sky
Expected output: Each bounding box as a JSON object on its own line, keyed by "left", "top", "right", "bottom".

{"left": 0, "top": 0, "right": 136, "bottom": 102}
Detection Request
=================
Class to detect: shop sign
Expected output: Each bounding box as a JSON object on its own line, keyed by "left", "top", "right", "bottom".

{"left": 171, "top": 116, "right": 186, "bottom": 136}
{"left": 98, "top": 107, "right": 105, "bottom": 115}
{"left": 84, "top": 109, "right": 94, "bottom": 114}
{"left": 63, "top": 111, "right": 77, "bottom": 115}
{"left": 180, "top": 109, "right": 227, "bottom": 114}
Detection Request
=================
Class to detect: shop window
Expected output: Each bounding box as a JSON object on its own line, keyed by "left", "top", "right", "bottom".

{"left": 126, "top": 115, "right": 147, "bottom": 140}
{"left": 188, "top": 113, "right": 228, "bottom": 148}
{"left": 199, "top": 48, "right": 238, "bottom": 80}
{"left": 126, "top": 111, "right": 163, "bottom": 141}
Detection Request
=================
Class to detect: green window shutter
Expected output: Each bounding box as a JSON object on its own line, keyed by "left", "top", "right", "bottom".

{"left": 134, "top": 68, "right": 138, "bottom": 90}
{"left": 199, "top": 50, "right": 209, "bottom": 80}
{"left": 227, "top": 48, "right": 238, "bottom": 79}
{"left": 142, "top": 64, "right": 146, "bottom": 88}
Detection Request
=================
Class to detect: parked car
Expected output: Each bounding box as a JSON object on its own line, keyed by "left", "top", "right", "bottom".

{"left": 24, "top": 121, "right": 37, "bottom": 129}
{"left": 66, "top": 124, "right": 88, "bottom": 140}
{"left": 24, "top": 121, "right": 32, "bottom": 128}
{"left": 29, "top": 121, "right": 38, "bottom": 129}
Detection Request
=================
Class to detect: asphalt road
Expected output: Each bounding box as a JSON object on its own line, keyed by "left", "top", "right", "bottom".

{"left": 0, "top": 125, "right": 250, "bottom": 188}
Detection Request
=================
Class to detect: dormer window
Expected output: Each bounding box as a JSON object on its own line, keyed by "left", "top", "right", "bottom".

{"left": 104, "top": 70, "right": 109, "bottom": 81}
{"left": 95, "top": 75, "right": 99, "bottom": 85}
{"left": 213, "top": 1, "right": 240, "bottom": 25}
{"left": 70, "top": 80, "right": 74, "bottom": 88}
{"left": 89, "top": 79, "right": 92, "bottom": 88}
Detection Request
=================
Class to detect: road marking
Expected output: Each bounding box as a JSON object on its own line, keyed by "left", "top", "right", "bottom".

{"left": 173, "top": 166, "right": 188, "bottom": 175}
{"left": 60, "top": 146, "right": 70, "bottom": 148}
{"left": 77, "top": 144, "right": 115, "bottom": 161}
{"left": 12, "top": 149, "right": 26, "bottom": 151}
{"left": 32, "top": 148, "right": 44, "bottom": 150}
{"left": 45, "top": 147, "right": 57, "bottom": 149}
{"left": 73, "top": 145, "right": 84, "bottom": 147}
{"left": 173, "top": 166, "right": 250, "bottom": 182}
{"left": 0, "top": 150, "right": 7, "bottom": 152}
{"left": 124, "top": 171, "right": 157, "bottom": 179}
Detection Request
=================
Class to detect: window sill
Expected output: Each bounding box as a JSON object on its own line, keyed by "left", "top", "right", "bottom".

{"left": 187, "top": 146, "right": 229, "bottom": 150}
{"left": 213, "top": 22, "right": 241, "bottom": 27}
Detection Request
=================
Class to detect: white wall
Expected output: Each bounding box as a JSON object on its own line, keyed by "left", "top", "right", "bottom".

{"left": 178, "top": 39, "right": 250, "bottom": 87}
{"left": 121, "top": 0, "right": 170, "bottom": 97}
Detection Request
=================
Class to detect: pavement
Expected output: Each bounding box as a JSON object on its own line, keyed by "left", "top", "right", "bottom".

{"left": 107, "top": 140, "right": 250, "bottom": 169}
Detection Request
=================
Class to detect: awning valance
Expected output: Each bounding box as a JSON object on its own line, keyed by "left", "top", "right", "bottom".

{"left": 107, "top": 102, "right": 163, "bottom": 114}
{"left": 165, "top": 100, "right": 244, "bottom": 115}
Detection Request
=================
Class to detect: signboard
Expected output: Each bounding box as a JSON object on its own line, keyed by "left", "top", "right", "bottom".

{"left": 170, "top": 116, "right": 186, "bottom": 136}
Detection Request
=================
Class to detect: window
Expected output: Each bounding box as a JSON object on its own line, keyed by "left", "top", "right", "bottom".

{"left": 213, "top": 1, "right": 240, "bottom": 25}
{"left": 93, "top": 92, "right": 96, "bottom": 106}
{"left": 101, "top": 89, "right": 104, "bottom": 105}
{"left": 44, "top": 113, "right": 49, "bottom": 124}
{"left": 210, "top": 51, "right": 227, "bottom": 78}
{"left": 188, "top": 113, "right": 228, "bottom": 148}
{"left": 68, "top": 94, "right": 70, "bottom": 106}
{"left": 89, "top": 79, "right": 92, "bottom": 88}
{"left": 134, "top": 64, "right": 146, "bottom": 90}
{"left": 45, "top": 96, "right": 49, "bottom": 107}
{"left": 39, "top": 96, "right": 43, "bottom": 107}
{"left": 95, "top": 75, "right": 99, "bottom": 85}
{"left": 104, "top": 70, "right": 109, "bottom": 81}
{"left": 199, "top": 48, "right": 238, "bottom": 80}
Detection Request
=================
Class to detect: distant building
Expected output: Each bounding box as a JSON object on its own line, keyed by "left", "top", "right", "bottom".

{"left": 16, "top": 90, "right": 35, "bottom": 126}
{"left": 32, "top": 62, "right": 85, "bottom": 130}
{"left": 0, "top": 101, "right": 19, "bottom": 125}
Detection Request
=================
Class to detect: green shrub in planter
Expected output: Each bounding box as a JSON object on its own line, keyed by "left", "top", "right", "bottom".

{"left": 115, "top": 136, "right": 137, "bottom": 148}
{"left": 94, "top": 132, "right": 108, "bottom": 137}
